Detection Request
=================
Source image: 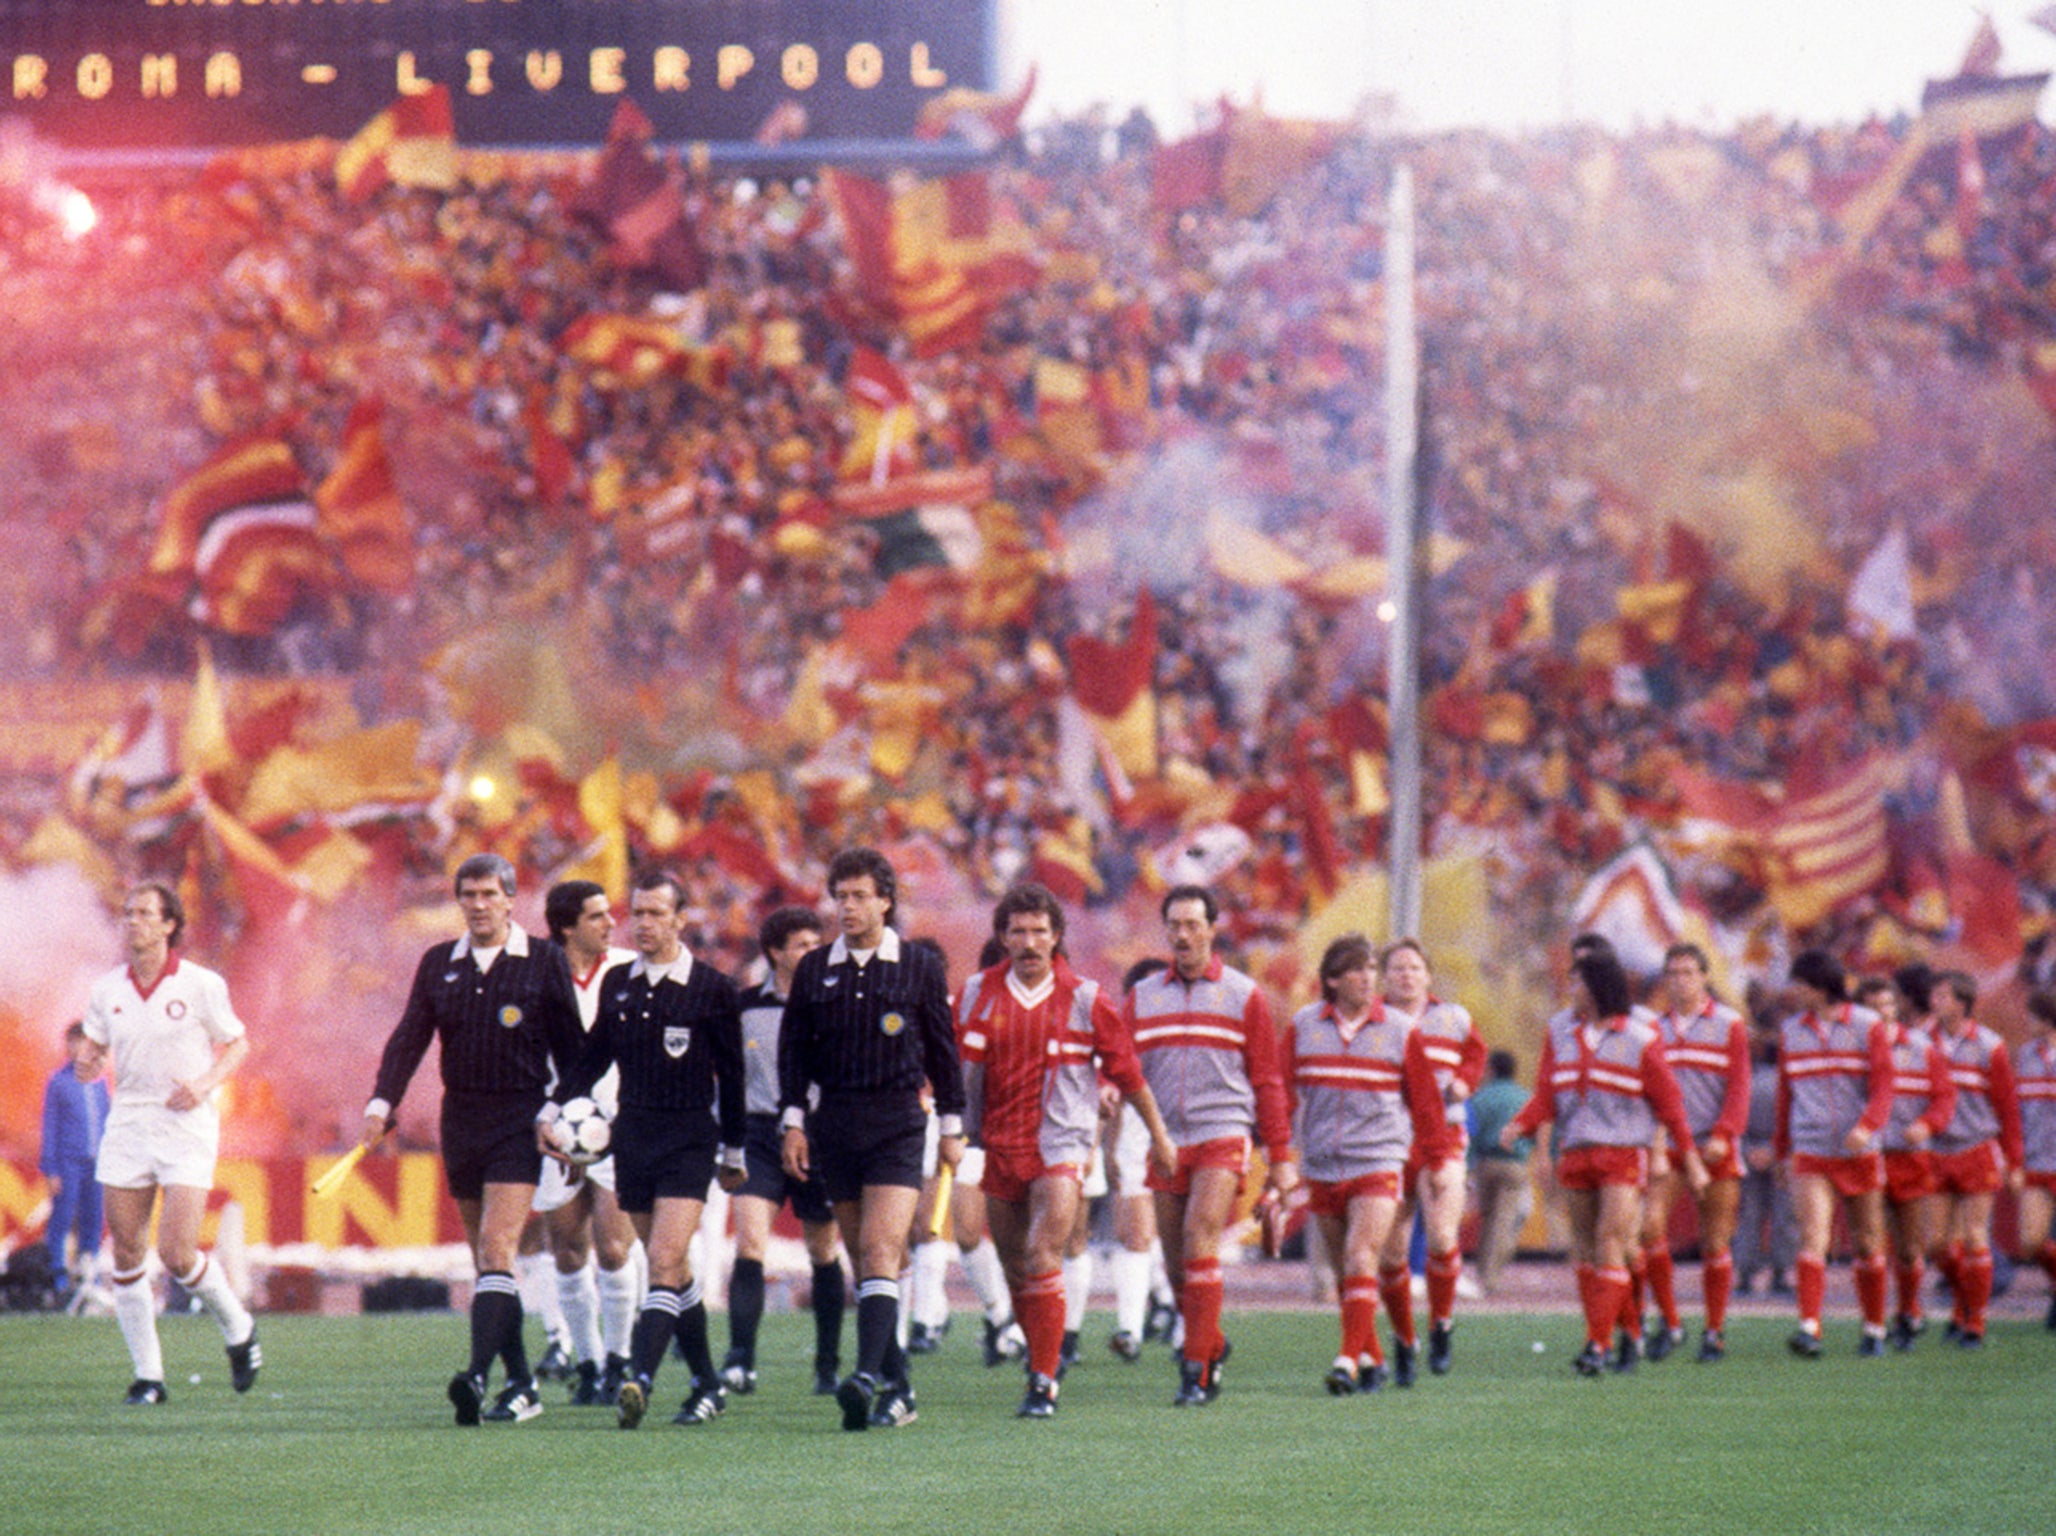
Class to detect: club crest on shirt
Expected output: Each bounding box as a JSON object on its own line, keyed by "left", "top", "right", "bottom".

{"left": 664, "top": 1025, "right": 691, "bottom": 1058}
{"left": 880, "top": 1011, "right": 906, "bottom": 1037}
{"left": 166, "top": 1000, "right": 188, "bottom": 1020}
{"left": 498, "top": 1005, "right": 523, "bottom": 1029}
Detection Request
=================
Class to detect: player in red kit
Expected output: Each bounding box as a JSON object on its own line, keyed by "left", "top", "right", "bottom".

{"left": 958, "top": 885, "right": 1175, "bottom": 1418}
{"left": 1637, "top": 944, "right": 1750, "bottom": 1363}
{"left": 1288, "top": 935, "right": 1450, "bottom": 1394}
{"left": 1506, "top": 947, "right": 1706, "bottom": 1376}
{"left": 1925, "top": 971, "right": 2022, "bottom": 1349}
{"left": 1371, "top": 939, "right": 1482, "bottom": 1381}
{"left": 1127, "top": 885, "right": 1298, "bottom": 1406}
{"left": 1775, "top": 950, "right": 1894, "bottom": 1357}
{"left": 1853, "top": 975, "right": 1953, "bottom": 1351}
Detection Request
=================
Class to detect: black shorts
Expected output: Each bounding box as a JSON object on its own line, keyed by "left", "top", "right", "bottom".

{"left": 612, "top": 1106, "right": 717, "bottom": 1214}
{"left": 810, "top": 1090, "right": 927, "bottom": 1205}
{"left": 736, "top": 1114, "right": 834, "bottom": 1225}
{"left": 441, "top": 1090, "right": 546, "bottom": 1203}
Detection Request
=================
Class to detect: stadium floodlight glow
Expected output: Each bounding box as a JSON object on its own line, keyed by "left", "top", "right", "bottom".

{"left": 468, "top": 774, "right": 496, "bottom": 805}
{"left": 1376, "top": 598, "right": 1398, "bottom": 623}
{"left": 55, "top": 187, "right": 96, "bottom": 240}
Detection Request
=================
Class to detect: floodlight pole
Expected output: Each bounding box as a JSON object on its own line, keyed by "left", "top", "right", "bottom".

{"left": 1384, "top": 161, "right": 1423, "bottom": 941}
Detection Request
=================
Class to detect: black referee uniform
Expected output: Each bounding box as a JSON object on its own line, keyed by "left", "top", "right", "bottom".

{"left": 558, "top": 955, "right": 748, "bottom": 1211}
{"left": 776, "top": 927, "right": 965, "bottom": 1200}
{"left": 557, "top": 952, "right": 746, "bottom": 1402}
{"left": 371, "top": 927, "right": 585, "bottom": 1198}
{"left": 367, "top": 926, "right": 583, "bottom": 1402}
{"left": 777, "top": 927, "right": 962, "bottom": 1414}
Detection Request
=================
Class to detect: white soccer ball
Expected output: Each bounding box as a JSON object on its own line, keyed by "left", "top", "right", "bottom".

{"left": 551, "top": 1097, "right": 612, "bottom": 1165}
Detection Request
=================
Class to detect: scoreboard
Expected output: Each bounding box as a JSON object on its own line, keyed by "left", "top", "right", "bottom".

{"left": 0, "top": 0, "right": 995, "bottom": 149}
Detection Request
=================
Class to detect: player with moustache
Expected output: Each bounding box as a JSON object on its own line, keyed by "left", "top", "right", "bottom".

{"left": 363, "top": 853, "right": 586, "bottom": 1425}
{"left": 1126, "top": 884, "right": 1298, "bottom": 1407}
{"left": 549, "top": 871, "right": 747, "bottom": 1428}
{"left": 779, "top": 848, "right": 965, "bottom": 1431}
{"left": 956, "top": 883, "right": 1176, "bottom": 1419}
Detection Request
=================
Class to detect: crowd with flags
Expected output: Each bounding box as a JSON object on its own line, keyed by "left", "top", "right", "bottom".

{"left": 9, "top": 33, "right": 2056, "bottom": 1148}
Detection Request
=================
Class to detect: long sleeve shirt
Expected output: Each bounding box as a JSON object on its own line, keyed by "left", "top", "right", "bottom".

{"left": 40, "top": 1064, "right": 109, "bottom": 1175}
{"left": 1125, "top": 956, "right": 1292, "bottom": 1162}
{"left": 1510, "top": 1010, "right": 1695, "bottom": 1154}
{"left": 958, "top": 959, "right": 1144, "bottom": 1166}
{"left": 1932, "top": 1019, "right": 2024, "bottom": 1166}
{"left": 1657, "top": 998, "right": 1752, "bottom": 1144}
{"left": 370, "top": 928, "right": 584, "bottom": 1113}
{"left": 777, "top": 928, "right": 964, "bottom": 1134}
{"left": 1286, "top": 998, "right": 1449, "bottom": 1181}
{"left": 1774, "top": 1004, "right": 1893, "bottom": 1161}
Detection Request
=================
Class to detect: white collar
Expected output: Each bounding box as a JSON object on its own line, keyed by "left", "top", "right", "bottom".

{"left": 631, "top": 949, "right": 694, "bottom": 988}
{"left": 1006, "top": 968, "right": 1056, "bottom": 1009}
{"left": 829, "top": 928, "right": 902, "bottom": 966}
{"left": 454, "top": 927, "right": 531, "bottom": 960}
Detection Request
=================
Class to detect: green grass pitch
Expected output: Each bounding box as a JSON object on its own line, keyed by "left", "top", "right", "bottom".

{"left": 2, "top": 1309, "right": 2050, "bottom": 1535}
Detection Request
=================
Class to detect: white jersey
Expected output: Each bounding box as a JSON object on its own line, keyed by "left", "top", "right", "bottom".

{"left": 83, "top": 955, "right": 245, "bottom": 1112}
{"left": 569, "top": 947, "right": 634, "bottom": 1117}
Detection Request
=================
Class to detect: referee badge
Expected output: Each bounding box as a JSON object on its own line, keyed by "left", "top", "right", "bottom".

{"left": 664, "top": 1025, "right": 692, "bottom": 1058}
{"left": 498, "top": 1005, "right": 524, "bottom": 1029}
{"left": 880, "top": 1011, "right": 906, "bottom": 1037}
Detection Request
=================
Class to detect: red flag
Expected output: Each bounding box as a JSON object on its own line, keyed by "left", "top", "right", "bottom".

{"left": 191, "top": 501, "right": 337, "bottom": 636}
{"left": 523, "top": 392, "right": 576, "bottom": 510}
{"left": 315, "top": 399, "right": 414, "bottom": 592}
{"left": 1151, "top": 128, "right": 1227, "bottom": 213}
{"left": 839, "top": 573, "right": 934, "bottom": 670}
{"left": 1066, "top": 588, "right": 1157, "bottom": 719}
{"left": 334, "top": 85, "right": 456, "bottom": 202}
{"left": 568, "top": 110, "right": 704, "bottom": 290}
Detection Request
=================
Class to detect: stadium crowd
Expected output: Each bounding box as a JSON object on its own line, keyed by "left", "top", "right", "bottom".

{"left": 5, "top": 92, "right": 2056, "bottom": 1133}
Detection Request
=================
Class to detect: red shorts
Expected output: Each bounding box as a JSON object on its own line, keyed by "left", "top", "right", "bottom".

{"left": 2025, "top": 1169, "right": 2056, "bottom": 1195}
{"left": 978, "top": 1147, "right": 1085, "bottom": 1206}
{"left": 1882, "top": 1149, "right": 1938, "bottom": 1205}
{"left": 1699, "top": 1143, "right": 1742, "bottom": 1183}
{"left": 1402, "top": 1127, "right": 1468, "bottom": 1192}
{"left": 1146, "top": 1135, "right": 1250, "bottom": 1195}
{"left": 1791, "top": 1151, "right": 1884, "bottom": 1198}
{"left": 1305, "top": 1170, "right": 1404, "bottom": 1218}
{"left": 1933, "top": 1142, "right": 2003, "bottom": 1198}
{"left": 1556, "top": 1144, "right": 1648, "bottom": 1191}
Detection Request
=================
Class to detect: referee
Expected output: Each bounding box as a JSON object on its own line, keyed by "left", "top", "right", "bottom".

{"left": 779, "top": 848, "right": 964, "bottom": 1430}
{"left": 361, "top": 853, "right": 585, "bottom": 1426}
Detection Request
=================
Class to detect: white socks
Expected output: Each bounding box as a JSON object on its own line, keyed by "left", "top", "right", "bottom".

{"left": 909, "top": 1238, "right": 953, "bottom": 1332}
{"left": 517, "top": 1250, "right": 566, "bottom": 1346}
{"left": 176, "top": 1253, "right": 254, "bottom": 1348}
{"left": 113, "top": 1269, "right": 163, "bottom": 1383}
{"left": 1113, "top": 1247, "right": 1153, "bottom": 1338}
{"left": 962, "top": 1238, "right": 1012, "bottom": 1325}
{"left": 1063, "top": 1252, "right": 1094, "bottom": 1332}
{"left": 598, "top": 1250, "right": 643, "bottom": 1361}
{"left": 556, "top": 1259, "right": 602, "bottom": 1366}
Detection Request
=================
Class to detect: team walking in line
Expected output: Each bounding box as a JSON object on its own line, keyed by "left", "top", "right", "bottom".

{"left": 76, "top": 853, "right": 2056, "bottom": 1421}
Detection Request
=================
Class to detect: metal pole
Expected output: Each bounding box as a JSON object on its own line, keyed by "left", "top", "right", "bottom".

{"left": 1384, "top": 161, "right": 1422, "bottom": 940}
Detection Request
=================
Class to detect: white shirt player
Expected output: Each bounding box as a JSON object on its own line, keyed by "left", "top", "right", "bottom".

{"left": 569, "top": 946, "right": 635, "bottom": 1118}
{"left": 83, "top": 955, "right": 246, "bottom": 1116}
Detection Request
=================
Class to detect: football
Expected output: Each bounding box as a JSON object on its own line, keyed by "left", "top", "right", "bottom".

{"left": 551, "top": 1097, "right": 612, "bottom": 1165}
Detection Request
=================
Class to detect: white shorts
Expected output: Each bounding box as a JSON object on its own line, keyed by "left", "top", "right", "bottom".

{"left": 922, "top": 1110, "right": 940, "bottom": 1180}
{"left": 1083, "top": 1141, "right": 1110, "bottom": 1199}
{"left": 955, "top": 1146, "right": 987, "bottom": 1189}
{"left": 1112, "top": 1102, "right": 1152, "bottom": 1195}
{"left": 533, "top": 1153, "right": 618, "bottom": 1214}
{"left": 97, "top": 1103, "right": 220, "bottom": 1190}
